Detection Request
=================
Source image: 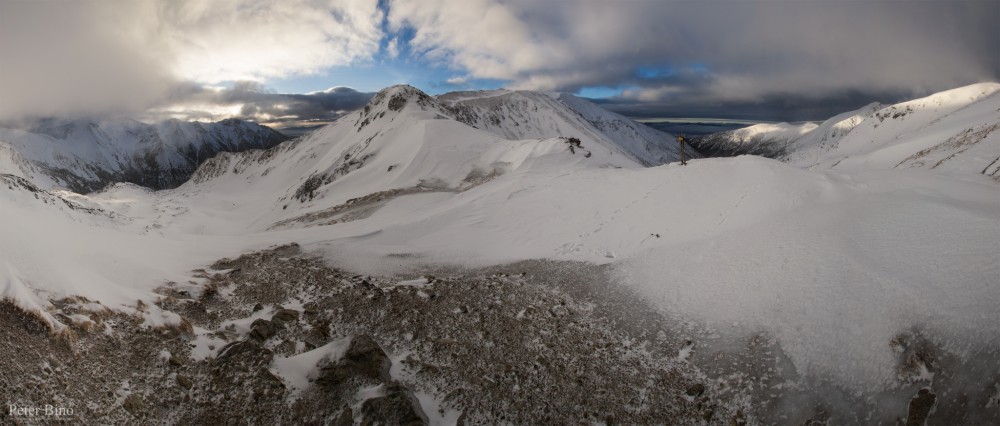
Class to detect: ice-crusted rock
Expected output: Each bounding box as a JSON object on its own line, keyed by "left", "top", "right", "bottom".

{"left": 316, "top": 334, "right": 392, "bottom": 386}
{"left": 359, "top": 382, "right": 429, "bottom": 426}
{"left": 249, "top": 318, "right": 276, "bottom": 342}
{"left": 271, "top": 308, "right": 300, "bottom": 328}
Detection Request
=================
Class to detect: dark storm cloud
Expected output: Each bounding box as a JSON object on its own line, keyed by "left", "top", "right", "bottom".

{"left": 391, "top": 0, "right": 1000, "bottom": 118}
{"left": 2, "top": 0, "right": 997, "bottom": 124}
{"left": 592, "top": 89, "right": 916, "bottom": 123}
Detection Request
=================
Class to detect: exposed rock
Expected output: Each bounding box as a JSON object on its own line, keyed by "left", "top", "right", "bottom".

{"left": 335, "top": 405, "right": 355, "bottom": 426}
{"left": 905, "top": 388, "right": 936, "bottom": 426}
{"left": 212, "top": 341, "right": 284, "bottom": 393}
{"left": 249, "top": 318, "right": 276, "bottom": 341}
{"left": 686, "top": 383, "right": 705, "bottom": 398}
{"left": 176, "top": 374, "right": 193, "bottom": 389}
{"left": 168, "top": 354, "right": 185, "bottom": 367}
{"left": 271, "top": 309, "right": 300, "bottom": 328}
{"left": 216, "top": 340, "right": 274, "bottom": 368}
{"left": 122, "top": 395, "right": 144, "bottom": 416}
{"left": 359, "top": 382, "right": 429, "bottom": 426}
{"left": 316, "top": 335, "right": 392, "bottom": 387}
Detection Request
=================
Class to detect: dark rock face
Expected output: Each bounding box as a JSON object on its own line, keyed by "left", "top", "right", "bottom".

{"left": 360, "top": 382, "right": 429, "bottom": 426}
{"left": 249, "top": 318, "right": 276, "bottom": 342}
{"left": 687, "top": 132, "right": 790, "bottom": 159}
{"left": 212, "top": 341, "right": 284, "bottom": 395}
{"left": 10, "top": 118, "right": 289, "bottom": 193}
{"left": 216, "top": 340, "right": 273, "bottom": 367}
{"left": 686, "top": 383, "right": 705, "bottom": 398}
{"left": 316, "top": 335, "right": 392, "bottom": 387}
{"left": 271, "top": 309, "right": 300, "bottom": 328}
{"left": 176, "top": 374, "right": 193, "bottom": 389}
{"left": 334, "top": 405, "right": 355, "bottom": 426}
{"left": 122, "top": 395, "right": 144, "bottom": 416}
{"left": 905, "top": 388, "right": 936, "bottom": 426}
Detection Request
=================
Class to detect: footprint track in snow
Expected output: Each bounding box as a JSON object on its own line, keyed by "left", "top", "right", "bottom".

{"left": 557, "top": 180, "right": 673, "bottom": 254}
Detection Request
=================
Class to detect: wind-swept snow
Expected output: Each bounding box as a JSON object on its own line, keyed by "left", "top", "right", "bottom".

{"left": 1, "top": 83, "right": 998, "bottom": 411}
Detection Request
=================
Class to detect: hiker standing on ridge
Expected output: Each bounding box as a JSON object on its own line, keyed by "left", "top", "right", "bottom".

{"left": 677, "top": 134, "right": 687, "bottom": 165}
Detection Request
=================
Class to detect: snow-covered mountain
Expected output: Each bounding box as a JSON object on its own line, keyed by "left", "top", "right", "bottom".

{"left": 691, "top": 83, "right": 1000, "bottom": 180}
{"left": 0, "top": 118, "right": 288, "bottom": 192}
{"left": 2, "top": 83, "right": 998, "bottom": 423}
{"left": 172, "top": 85, "right": 675, "bottom": 233}
{"left": 787, "top": 83, "right": 1000, "bottom": 176}
{"left": 439, "top": 89, "right": 689, "bottom": 166}
{"left": 688, "top": 121, "right": 819, "bottom": 157}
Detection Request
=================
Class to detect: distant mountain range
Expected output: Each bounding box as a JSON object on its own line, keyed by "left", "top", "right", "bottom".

{"left": 0, "top": 118, "right": 288, "bottom": 192}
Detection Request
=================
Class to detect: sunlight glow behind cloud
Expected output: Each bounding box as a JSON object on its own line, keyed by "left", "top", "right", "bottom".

{"left": 162, "top": 0, "right": 384, "bottom": 83}
{"left": 0, "top": 0, "right": 996, "bottom": 124}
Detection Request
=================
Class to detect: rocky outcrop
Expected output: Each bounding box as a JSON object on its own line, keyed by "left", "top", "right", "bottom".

{"left": 316, "top": 335, "right": 392, "bottom": 387}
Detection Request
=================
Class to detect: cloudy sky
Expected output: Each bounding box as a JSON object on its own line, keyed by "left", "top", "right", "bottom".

{"left": 0, "top": 0, "right": 997, "bottom": 129}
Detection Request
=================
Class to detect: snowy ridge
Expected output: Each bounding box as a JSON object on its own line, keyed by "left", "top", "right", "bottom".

{"left": 439, "top": 89, "right": 686, "bottom": 166}
{"left": 690, "top": 83, "right": 1000, "bottom": 180}
{"left": 170, "top": 85, "right": 634, "bottom": 232}
{"left": 0, "top": 118, "right": 288, "bottom": 192}
{"left": 771, "top": 102, "right": 886, "bottom": 162}
{"left": 787, "top": 82, "right": 1000, "bottom": 177}
{"left": 689, "top": 121, "right": 819, "bottom": 157}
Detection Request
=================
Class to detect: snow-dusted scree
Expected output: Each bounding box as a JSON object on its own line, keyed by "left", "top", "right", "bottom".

{"left": 1, "top": 84, "right": 998, "bottom": 424}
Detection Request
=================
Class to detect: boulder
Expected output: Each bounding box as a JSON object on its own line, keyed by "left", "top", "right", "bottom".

{"left": 360, "top": 382, "right": 428, "bottom": 426}
{"left": 176, "top": 374, "right": 193, "bottom": 389}
{"left": 905, "top": 388, "right": 936, "bottom": 426}
{"left": 686, "top": 383, "right": 705, "bottom": 398}
{"left": 316, "top": 335, "right": 392, "bottom": 387}
{"left": 249, "top": 318, "right": 276, "bottom": 342}
{"left": 271, "top": 309, "right": 300, "bottom": 328}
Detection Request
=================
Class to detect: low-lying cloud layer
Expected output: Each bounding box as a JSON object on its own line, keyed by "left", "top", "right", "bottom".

{"left": 148, "top": 82, "right": 373, "bottom": 131}
{"left": 1, "top": 0, "right": 997, "bottom": 126}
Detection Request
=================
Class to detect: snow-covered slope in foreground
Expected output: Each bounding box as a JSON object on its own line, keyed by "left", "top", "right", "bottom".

{"left": 1, "top": 85, "right": 997, "bottom": 408}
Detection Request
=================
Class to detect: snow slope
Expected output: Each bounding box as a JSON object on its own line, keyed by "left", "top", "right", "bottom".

{"left": 151, "top": 85, "right": 643, "bottom": 235}
{"left": 0, "top": 118, "right": 288, "bottom": 192}
{"left": 1, "top": 83, "right": 997, "bottom": 405}
{"left": 439, "top": 89, "right": 687, "bottom": 166}
{"left": 690, "top": 121, "right": 819, "bottom": 157}
{"left": 693, "top": 83, "right": 1000, "bottom": 181}
{"left": 788, "top": 83, "right": 1000, "bottom": 177}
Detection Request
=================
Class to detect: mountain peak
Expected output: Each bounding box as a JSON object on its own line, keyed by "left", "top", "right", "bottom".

{"left": 352, "top": 85, "right": 443, "bottom": 132}
{"left": 374, "top": 85, "right": 435, "bottom": 110}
